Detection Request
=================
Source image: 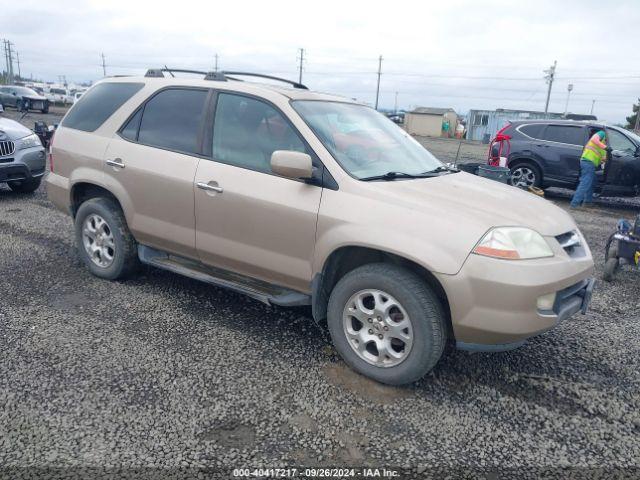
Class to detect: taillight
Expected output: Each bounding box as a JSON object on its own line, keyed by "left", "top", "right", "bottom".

{"left": 48, "top": 133, "right": 55, "bottom": 173}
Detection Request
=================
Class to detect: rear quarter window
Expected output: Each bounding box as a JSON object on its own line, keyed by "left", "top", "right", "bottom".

{"left": 518, "top": 124, "right": 545, "bottom": 140}
{"left": 62, "top": 82, "right": 144, "bottom": 132}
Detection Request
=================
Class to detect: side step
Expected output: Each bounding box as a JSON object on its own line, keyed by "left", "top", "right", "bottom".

{"left": 137, "top": 245, "right": 311, "bottom": 307}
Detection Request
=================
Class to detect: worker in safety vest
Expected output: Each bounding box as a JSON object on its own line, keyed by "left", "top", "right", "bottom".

{"left": 570, "top": 130, "right": 607, "bottom": 208}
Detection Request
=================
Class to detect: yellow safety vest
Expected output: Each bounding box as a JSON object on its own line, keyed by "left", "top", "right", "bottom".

{"left": 581, "top": 138, "right": 606, "bottom": 167}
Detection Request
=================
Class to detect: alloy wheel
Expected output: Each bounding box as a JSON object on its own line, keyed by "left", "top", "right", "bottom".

{"left": 510, "top": 165, "right": 537, "bottom": 187}
{"left": 82, "top": 214, "right": 115, "bottom": 268}
{"left": 342, "top": 289, "right": 413, "bottom": 367}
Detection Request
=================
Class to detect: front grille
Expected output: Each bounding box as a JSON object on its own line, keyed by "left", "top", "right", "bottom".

{"left": 0, "top": 140, "right": 15, "bottom": 157}
{"left": 556, "top": 230, "right": 585, "bottom": 258}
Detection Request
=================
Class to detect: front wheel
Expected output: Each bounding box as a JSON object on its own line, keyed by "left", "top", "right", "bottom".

{"left": 327, "top": 263, "right": 446, "bottom": 385}
{"left": 75, "top": 197, "right": 140, "bottom": 280}
{"left": 510, "top": 162, "right": 542, "bottom": 188}
{"left": 8, "top": 177, "right": 42, "bottom": 193}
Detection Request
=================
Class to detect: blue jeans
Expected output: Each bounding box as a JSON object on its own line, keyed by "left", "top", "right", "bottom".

{"left": 571, "top": 160, "right": 596, "bottom": 207}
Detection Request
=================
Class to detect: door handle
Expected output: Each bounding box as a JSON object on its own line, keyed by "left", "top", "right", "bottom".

{"left": 196, "top": 182, "right": 223, "bottom": 193}
{"left": 106, "top": 158, "right": 125, "bottom": 169}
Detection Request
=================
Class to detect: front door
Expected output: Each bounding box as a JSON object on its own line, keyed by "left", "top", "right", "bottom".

{"left": 103, "top": 87, "right": 210, "bottom": 258}
{"left": 194, "top": 92, "right": 322, "bottom": 292}
{"left": 601, "top": 128, "right": 640, "bottom": 195}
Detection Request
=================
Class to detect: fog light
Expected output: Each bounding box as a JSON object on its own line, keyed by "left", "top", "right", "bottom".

{"left": 537, "top": 292, "right": 556, "bottom": 311}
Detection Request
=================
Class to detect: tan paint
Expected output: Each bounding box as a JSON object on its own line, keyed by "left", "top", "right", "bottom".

{"left": 49, "top": 75, "right": 594, "bottom": 347}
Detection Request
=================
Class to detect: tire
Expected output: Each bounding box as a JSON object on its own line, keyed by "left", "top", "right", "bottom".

{"left": 8, "top": 177, "right": 42, "bottom": 193}
{"left": 327, "top": 263, "right": 446, "bottom": 385}
{"left": 74, "top": 197, "right": 140, "bottom": 280}
{"left": 16, "top": 99, "right": 23, "bottom": 112}
{"left": 509, "top": 161, "right": 542, "bottom": 189}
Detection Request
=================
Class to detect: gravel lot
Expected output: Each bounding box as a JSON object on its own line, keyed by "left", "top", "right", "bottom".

{"left": 0, "top": 110, "right": 639, "bottom": 478}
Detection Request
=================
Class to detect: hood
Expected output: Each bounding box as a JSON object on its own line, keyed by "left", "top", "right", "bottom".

{"left": 0, "top": 118, "right": 34, "bottom": 141}
{"left": 371, "top": 171, "right": 576, "bottom": 237}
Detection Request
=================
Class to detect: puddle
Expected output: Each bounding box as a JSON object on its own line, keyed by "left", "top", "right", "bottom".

{"left": 199, "top": 421, "right": 256, "bottom": 449}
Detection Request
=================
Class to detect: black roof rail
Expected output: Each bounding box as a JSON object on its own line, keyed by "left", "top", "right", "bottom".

{"left": 221, "top": 71, "right": 308, "bottom": 90}
{"left": 145, "top": 67, "right": 308, "bottom": 89}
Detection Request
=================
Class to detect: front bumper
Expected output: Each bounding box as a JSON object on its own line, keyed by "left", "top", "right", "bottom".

{"left": 436, "top": 249, "right": 595, "bottom": 350}
{"left": 0, "top": 146, "right": 46, "bottom": 182}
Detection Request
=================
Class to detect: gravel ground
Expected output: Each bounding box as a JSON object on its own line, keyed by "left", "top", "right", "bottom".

{"left": 0, "top": 115, "right": 639, "bottom": 479}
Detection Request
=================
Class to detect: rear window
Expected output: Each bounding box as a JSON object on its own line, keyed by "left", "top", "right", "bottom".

{"left": 543, "top": 125, "right": 585, "bottom": 146}
{"left": 62, "top": 82, "right": 143, "bottom": 132}
{"left": 519, "top": 124, "right": 545, "bottom": 140}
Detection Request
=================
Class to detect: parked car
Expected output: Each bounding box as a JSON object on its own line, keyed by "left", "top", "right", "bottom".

{"left": 46, "top": 87, "right": 70, "bottom": 105}
{"left": 0, "top": 85, "right": 50, "bottom": 113}
{"left": 47, "top": 71, "right": 594, "bottom": 385}
{"left": 488, "top": 120, "right": 640, "bottom": 196}
{"left": 72, "top": 91, "right": 85, "bottom": 104}
{"left": 0, "top": 112, "right": 46, "bottom": 193}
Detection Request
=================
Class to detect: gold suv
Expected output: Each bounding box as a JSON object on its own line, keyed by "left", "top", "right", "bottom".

{"left": 47, "top": 69, "right": 595, "bottom": 385}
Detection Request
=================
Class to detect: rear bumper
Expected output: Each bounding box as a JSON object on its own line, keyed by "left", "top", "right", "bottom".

{"left": 46, "top": 172, "right": 71, "bottom": 214}
{"left": 436, "top": 249, "right": 595, "bottom": 348}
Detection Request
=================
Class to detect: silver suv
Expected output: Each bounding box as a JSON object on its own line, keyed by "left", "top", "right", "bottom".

{"left": 47, "top": 69, "right": 595, "bottom": 385}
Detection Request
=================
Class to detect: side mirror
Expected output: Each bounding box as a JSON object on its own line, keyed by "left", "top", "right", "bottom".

{"left": 271, "top": 150, "right": 313, "bottom": 180}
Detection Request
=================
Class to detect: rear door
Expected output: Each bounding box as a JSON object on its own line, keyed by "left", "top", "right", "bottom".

{"left": 540, "top": 124, "right": 587, "bottom": 183}
{"left": 102, "top": 87, "right": 210, "bottom": 259}
{"left": 193, "top": 92, "right": 322, "bottom": 292}
{"left": 601, "top": 128, "right": 640, "bottom": 195}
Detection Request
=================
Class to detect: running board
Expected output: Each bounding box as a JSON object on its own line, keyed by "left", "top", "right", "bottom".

{"left": 138, "top": 245, "right": 311, "bottom": 307}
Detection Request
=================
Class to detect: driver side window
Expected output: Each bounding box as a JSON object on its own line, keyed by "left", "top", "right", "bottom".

{"left": 212, "top": 93, "right": 306, "bottom": 174}
{"left": 607, "top": 130, "right": 636, "bottom": 153}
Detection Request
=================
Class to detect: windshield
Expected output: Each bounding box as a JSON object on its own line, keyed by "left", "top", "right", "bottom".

{"left": 626, "top": 129, "right": 640, "bottom": 145}
{"left": 15, "top": 87, "right": 38, "bottom": 96}
{"left": 292, "top": 101, "right": 443, "bottom": 179}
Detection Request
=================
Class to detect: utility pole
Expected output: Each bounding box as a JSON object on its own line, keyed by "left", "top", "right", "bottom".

{"left": 635, "top": 98, "right": 640, "bottom": 132}
{"left": 15, "top": 51, "right": 20, "bottom": 79}
{"left": 214, "top": 53, "right": 219, "bottom": 72}
{"left": 394, "top": 91, "right": 398, "bottom": 113}
{"left": 590, "top": 99, "right": 596, "bottom": 115}
{"left": 6, "top": 40, "right": 14, "bottom": 84}
{"left": 564, "top": 83, "right": 573, "bottom": 115}
{"left": 2, "top": 40, "right": 8, "bottom": 84}
{"left": 543, "top": 60, "right": 556, "bottom": 114}
{"left": 375, "top": 55, "right": 383, "bottom": 110}
{"left": 101, "top": 52, "right": 106, "bottom": 77}
{"left": 297, "top": 48, "right": 305, "bottom": 84}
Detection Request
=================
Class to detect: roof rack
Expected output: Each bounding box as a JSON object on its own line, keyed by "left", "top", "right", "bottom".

{"left": 144, "top": 68, "right": 308, "bottom": 90}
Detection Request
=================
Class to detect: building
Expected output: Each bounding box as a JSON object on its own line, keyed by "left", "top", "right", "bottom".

{"left": 466, "top": 109, "right": 564, "bottom": 142}
{"left": 404, "top": 107, "right": 458, "bottom": 137}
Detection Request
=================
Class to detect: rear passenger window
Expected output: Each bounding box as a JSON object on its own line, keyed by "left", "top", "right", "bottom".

{"left": 212, "top": 93, "right": 307, "bottom": 174}
{"left": 137, "top": 88, "right": 208, "bottom": 155}
{"left": 120, "top": 109, "right": 142, "bottom": 141}
{"left": 62, "top": 82, "right": 143, "bottom": 132}
{"left": 543, "top": 125, "right": 585, "bottom": 146}
{"left": 519, "top": 124, "right": 545, "bottom": 140}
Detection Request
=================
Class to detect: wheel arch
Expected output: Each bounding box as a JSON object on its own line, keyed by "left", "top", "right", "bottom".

{"left": 312, "top": 246, "right": 453, "bottom": 338}
{"left": 70, "top": 182, "right": 124, "bottom": 218}
{"left": 508, "top": 156, "right": 545, "bottom": 185}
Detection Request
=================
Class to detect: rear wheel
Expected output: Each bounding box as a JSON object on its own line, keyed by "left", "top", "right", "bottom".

{"left": 8, "top": 177, "right": 42, "bottom": 193}
{"left": 603, "top": 258, "right": 620, "bottom": 282}
{"left": 75, "top": 197, "right": 140, "bottom": 280}
{"left": 510, "top": 162, "right": 542, "bottom": 188}
{"left": 327, "top": 263, "right": 446, "bottom": 385}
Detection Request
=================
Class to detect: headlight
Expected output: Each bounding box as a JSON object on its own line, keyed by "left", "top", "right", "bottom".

{"left": 473, "top": 227, "right": 553, "bottom": 260}
{"left": 16, "top": 133, "right": 42, "bottom": 150}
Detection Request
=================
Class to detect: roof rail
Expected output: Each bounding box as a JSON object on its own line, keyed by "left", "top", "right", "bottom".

{"left": 144, "top": 68, "right": 308, "bottom": 89}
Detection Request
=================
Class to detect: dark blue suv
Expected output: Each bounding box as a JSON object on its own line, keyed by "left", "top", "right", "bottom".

{"left": 489, "top": 120, "right": 640, "bottom": 197}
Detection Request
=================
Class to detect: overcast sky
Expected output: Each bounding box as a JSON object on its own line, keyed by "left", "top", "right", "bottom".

{"left": 2, "top": 0, "right": 639, "bottom": 123}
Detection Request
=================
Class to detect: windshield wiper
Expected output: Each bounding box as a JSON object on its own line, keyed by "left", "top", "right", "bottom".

{"left": 360, "top": 171, "right": 438, "bottom": 181}
{"left": 422, "top": 165, "right": 458, "bottom": 174}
